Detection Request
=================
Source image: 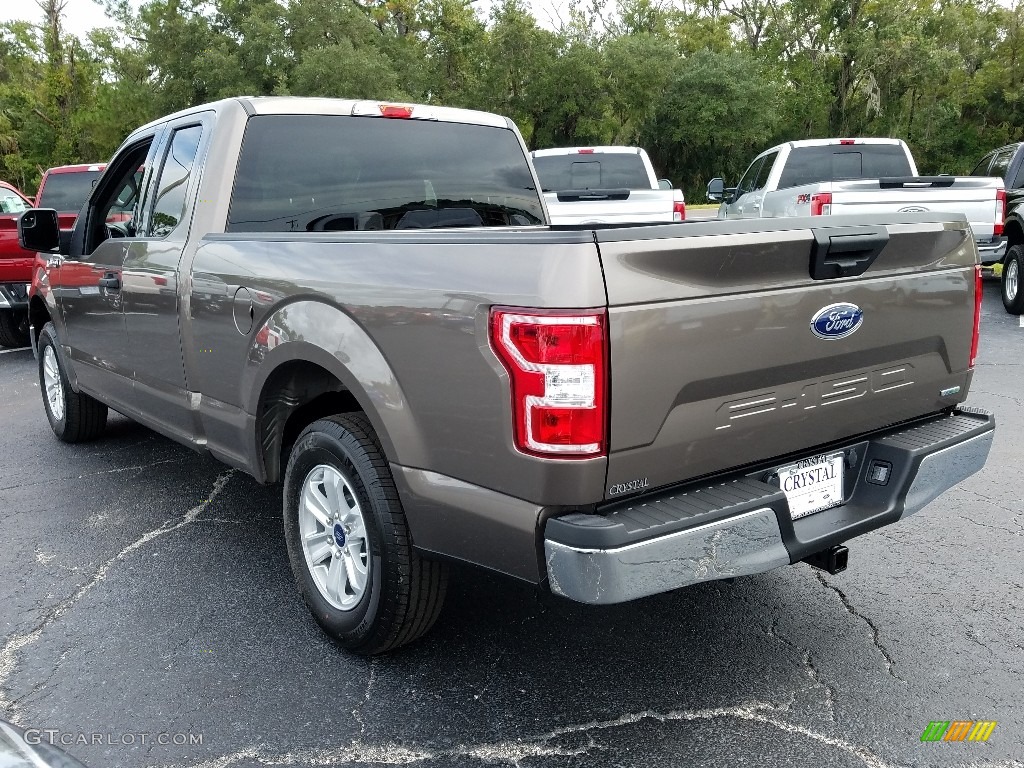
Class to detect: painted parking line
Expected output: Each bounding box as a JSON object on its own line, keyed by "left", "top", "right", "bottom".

{"left": 0, "top": 346, "right": 31, "bottom": 355}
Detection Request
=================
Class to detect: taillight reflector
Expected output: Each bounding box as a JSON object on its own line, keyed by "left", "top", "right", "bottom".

{"left": 995, "top": 188, "right": 1006, "bottom": 238}
{"left": 970, "top": 264, "right": 982, "bottom": 368}
{"left": 379, "top": 104, "right": 414, "bottom": 118}
{"left": 577, "top": 148, "right": 595, "bottom": 154}
{"left": 490, "top": 308, "right": 607, "bottom": 458}
{"left": 810, "top": 192, "right": 832, "bottom": 216}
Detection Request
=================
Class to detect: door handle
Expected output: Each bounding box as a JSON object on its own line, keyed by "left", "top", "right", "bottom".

{"left": 751, "top": 201, "right": 761, "bottom": 210}
{"left": 98, "top": 273, "right": 121, "bottom": 290}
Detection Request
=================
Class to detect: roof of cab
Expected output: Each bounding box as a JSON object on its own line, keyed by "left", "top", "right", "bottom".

{"left": 130, "top": 96, "right": 512, "bottom": 135}
{"left": 42, "top": 163, "right": 106, "bottom": 175}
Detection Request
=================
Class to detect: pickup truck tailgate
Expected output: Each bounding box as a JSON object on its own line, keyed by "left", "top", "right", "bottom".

{"left": 597, "top": 216, "right": 978, "bottom": 500}
{"left": 826, "top": 177, "right": 1001, "bottom": 239}
{"left": 545, "top": 188, "right": 675, "bottom": 225}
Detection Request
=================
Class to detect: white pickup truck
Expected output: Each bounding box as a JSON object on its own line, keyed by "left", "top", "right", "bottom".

{"left": 708, "top": 138, "right": 1006, "bottom": 263}
{"left": 531, "top": 146, "right": 685, "bottom": 224}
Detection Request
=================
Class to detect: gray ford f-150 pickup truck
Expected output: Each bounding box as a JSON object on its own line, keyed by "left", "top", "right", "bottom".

{"left": 19, "top": 97, "right": 995, "bottom": 655}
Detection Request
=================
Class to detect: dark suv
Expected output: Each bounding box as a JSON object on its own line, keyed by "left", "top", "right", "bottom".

{"left": 971, "top": 143, "right": 1024, "bottom": 313}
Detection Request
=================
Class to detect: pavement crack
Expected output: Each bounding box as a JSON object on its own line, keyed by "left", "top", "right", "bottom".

{"left": 814, "top": 572, "right": 906, "bottom": 685}
{"left": 765, "top": 613, "right": 837, "bottom": 722}
{"left": 0, "top": 458, "right": 187, "bottom": 492}
{"left": 351, "top": 658, "right": 376, "bottom": 737}
{"left": 0, "top": 470, "right": 235, "bottom": 717}
{"left": 146, "top": 699, "right": 897, "bottom": 768}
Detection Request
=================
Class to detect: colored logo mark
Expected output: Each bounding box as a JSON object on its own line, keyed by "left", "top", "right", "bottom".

{"left": 920, "top": 721, "right": 997, "bottom": 742}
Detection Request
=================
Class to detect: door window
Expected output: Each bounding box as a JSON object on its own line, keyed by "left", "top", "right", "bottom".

{"left": 735, "top": 157, "right": 765, "bottom": 196}
{"left": 971, "top": 153, "right": 994, "bottom": 177}
{"left": 84, "top": 140, "right": 154, "bottom": 254}
{"left": 149, "top": 125, "right": 203, "bottom": 238}
{"left": 753, "top": 152, "right": 776, "bottom": 191}
{"left": 989, "top": 147, "right": 1016, "bottom": 185}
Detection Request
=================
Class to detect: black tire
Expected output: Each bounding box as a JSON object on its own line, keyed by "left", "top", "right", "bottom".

{"left": 1002, "top": 245, "right": 1024, "bottom": 315}
{"left": 38, "top": 322, "right": 108, "bottom": 442}
{"left": 283, "top": 413, "right": 448, "bottom": 655}
{"left": 0, "top": 309, "right": 29, "bottom": 348}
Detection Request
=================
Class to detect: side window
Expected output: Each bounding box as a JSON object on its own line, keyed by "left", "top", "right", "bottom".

{"left": 149, "top": 125, "right": 203, "bottom": 238}
{"left": 84, "top": 139, "right": 154, "bottom": 255}
{"left": 736, "top": 157, "right": 765, "bottom": 196}
{"left": 989, "top": 147, "right": 1014, "bottom": 184}
{"left": 970, "top": 153, "right": 994, "bottom": 177}
{"left": 753, "top": 152, "right": 776, "bottom": 191}
{"left": 1011, "top": 149, "right": 1024, "bottom": 190}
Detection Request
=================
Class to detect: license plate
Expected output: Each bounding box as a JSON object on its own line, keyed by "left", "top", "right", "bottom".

{"left": 776, "top": 452, "right": 844, "bottom": 519}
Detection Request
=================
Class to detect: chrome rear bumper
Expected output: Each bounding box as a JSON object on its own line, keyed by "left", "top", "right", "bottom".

{"left": 544, "top": 408, "right": 995, "bottom": 605}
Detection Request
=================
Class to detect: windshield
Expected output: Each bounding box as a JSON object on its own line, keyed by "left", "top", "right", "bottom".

{"left": 532, "top": 152, "right": 651, "bottom": 191}
{"left": 227, "top": 115, "right": 545, "bottom": 232}
{"left": 777, "top": 145, "right": 914, "bottom": 189}
{"left": 37, "top": 170, "right": 102, "bottom": 213}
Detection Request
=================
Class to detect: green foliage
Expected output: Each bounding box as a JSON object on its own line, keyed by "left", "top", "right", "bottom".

{"left": 2, "top": 0, "right": 1024, "bottom": 200}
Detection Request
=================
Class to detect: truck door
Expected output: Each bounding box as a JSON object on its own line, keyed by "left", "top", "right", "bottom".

{"left": 723, "top": 156, "right": 765, "bottom": 218}
{"left": 61, "top": 134, "right": 161, "bottom": 410}
{"left": 122, "top": 117, "right": 209, "bottom": 439}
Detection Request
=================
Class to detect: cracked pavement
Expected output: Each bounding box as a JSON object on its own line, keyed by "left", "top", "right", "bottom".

{"left": 0, "top": 281, "right": 1021, "bottom": 768}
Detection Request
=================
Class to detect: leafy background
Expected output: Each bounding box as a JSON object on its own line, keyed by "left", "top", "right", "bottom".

{"left": 2, "top": 0, "right": 1024, "bottom": 201}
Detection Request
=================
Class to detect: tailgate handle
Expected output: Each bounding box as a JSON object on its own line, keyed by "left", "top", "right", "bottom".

{"left": 878, "top": 176, "right": 956, "bottom": 188}
{"left": 810, "top": 227, "right": 888, "bottom": 280}
{"left": 555, "top": 188, "right": 631, "bottom": 202}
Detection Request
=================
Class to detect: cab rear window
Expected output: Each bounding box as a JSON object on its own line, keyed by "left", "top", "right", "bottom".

{"left": 777, "top": 145, "right": 913, "bottom": 189}
{"left": 532, "top": 153, "right": 650, "bottom": 191}
{"left": 226, "top": 115, "right": 545, "bottom": 232}
{"left": 38, "top": 170, "right": 102, "bottom": 213}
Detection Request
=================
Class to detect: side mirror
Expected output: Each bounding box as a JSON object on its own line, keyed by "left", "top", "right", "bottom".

{"left": 657, "top": 178, "right": 673, "bottom": 190}
{"left": 18, "top": 209, "right": 61, "bottom": 253}
{"left": 707, "top": 178, "right": 725, "bottom": 202}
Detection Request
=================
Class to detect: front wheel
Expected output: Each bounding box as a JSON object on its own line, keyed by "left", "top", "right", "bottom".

{"left": 283, "top": 413, "right": 448, "bottom": 655}
{"left": 38, "top": 322, "right": 108, "bottom": 442}
{"left": 1002, "top": 245, "right": 1024, "bottom": 315}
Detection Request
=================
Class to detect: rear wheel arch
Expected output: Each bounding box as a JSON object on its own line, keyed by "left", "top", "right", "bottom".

{"left": 1003, "top": 216, "right": 1024, "bottom": 255}
{"left": 252, "top": 349, "right": 400, "bottom": 484}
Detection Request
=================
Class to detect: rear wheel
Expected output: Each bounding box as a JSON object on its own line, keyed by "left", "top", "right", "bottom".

{"left": 1002, "top": 245, "right": 1024, "bottom": 315}
{"left": 0, "top": 309, "right": 29, "bottom": 348}
{"left": 38, "top": 322, "right": 108, "bottom": 442}
{"left": 283, "top": 413, "right": 448, "bottom": 655}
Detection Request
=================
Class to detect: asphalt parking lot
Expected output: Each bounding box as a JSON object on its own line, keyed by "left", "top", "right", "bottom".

{"left": 0, "top": 280, "right": 1021, "bottom": 768}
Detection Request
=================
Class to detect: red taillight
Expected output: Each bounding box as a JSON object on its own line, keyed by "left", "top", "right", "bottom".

{"left": 379, "top": 104, "right": 414, "bottom": 118}
{"left": 810, "top": 192, "right": 832, "bottom": 216}
{"left": 490, "top": 308, "right": 607, "bottom": 458}
{"left": 994, "top": 189, "right": 1006, "bottom": 238}
{"left": 577, "top": 148, "right": 595, "bottom": 154}
{"left": 673, "top": 199, "right": 686, "bottom": 222}
{"left": 970, "top": 264, "right": 982, "bottom": 368}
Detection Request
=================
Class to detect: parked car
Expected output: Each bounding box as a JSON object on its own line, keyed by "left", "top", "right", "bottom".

{"left": 970, "top": 142, "right": 1024, "bottom": 313}
{"left": 0, "top": 180, "right": 35, "bottom": 347}
{"left": 531, "top": 146, "right": 685, "bottom": 224}
{"left": 21, "top": 97, "right": 992, "bottom": 655}
{"left": 708, "top": 138, "right": 1005, "bottom": 264}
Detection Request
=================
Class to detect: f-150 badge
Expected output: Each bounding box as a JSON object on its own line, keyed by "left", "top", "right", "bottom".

{"left": 810, "top": 303, "right": 863, "bottom": 340}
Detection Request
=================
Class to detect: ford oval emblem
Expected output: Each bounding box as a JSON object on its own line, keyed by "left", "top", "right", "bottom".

{"left": 898, "top": 206, "right": 928, "bottom": 213}
{"left": 810, "top": 303, "right": 864, "bottom": 340}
